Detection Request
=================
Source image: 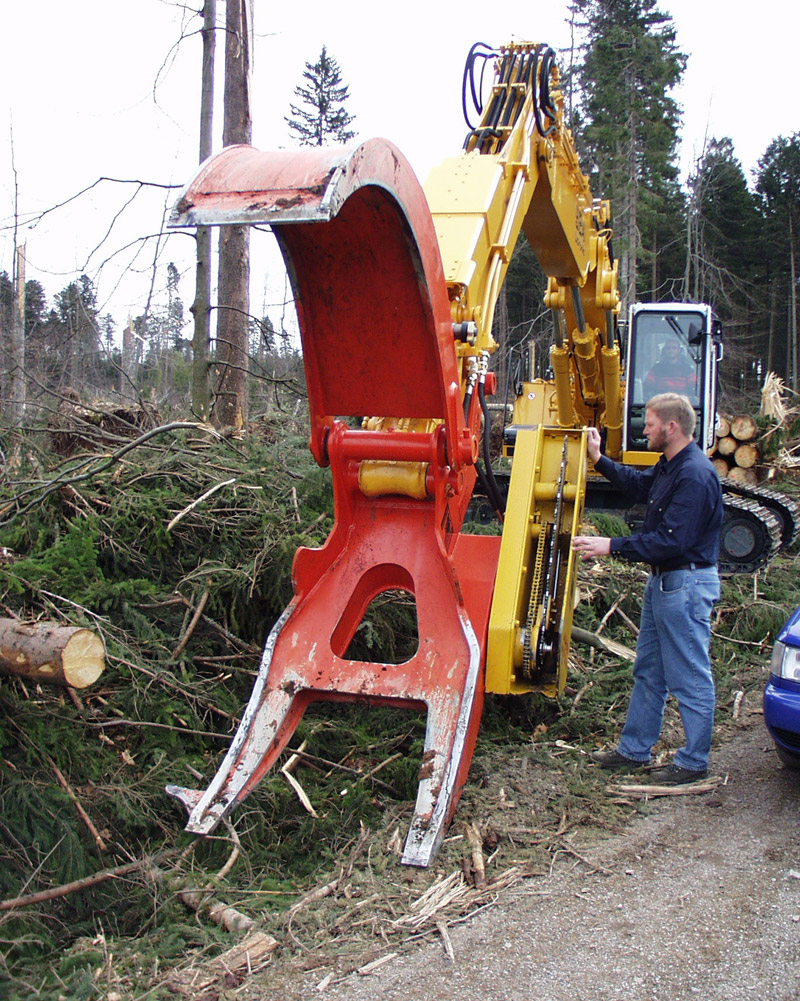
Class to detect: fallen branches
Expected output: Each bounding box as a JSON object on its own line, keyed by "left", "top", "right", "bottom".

{"left": 606, "top": 775, "right": 723, "bottom": 799}
{"left": 48, "top": 756, "right": 107, "bottom": 852}
{"left": 1, "top": 857, "right": 152, "bottom": 912}
{"left": 571, "top": 625, "right": 636, "bottom": 662}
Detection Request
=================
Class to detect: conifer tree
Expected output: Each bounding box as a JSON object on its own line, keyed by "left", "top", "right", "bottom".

{"left": 571, "top": 0, "right": 686, "bottom": 305}
{"left": 685, "top": 138, "right": 763, "bottom": 395}
{"left": 757, "top": 133, "right": 800, "bottom": 388}
{"left": 286, "top": 46, "right": 356, "bottom": 146}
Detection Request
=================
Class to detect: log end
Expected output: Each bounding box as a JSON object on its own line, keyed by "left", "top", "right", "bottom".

{"left": 63, "top": 629, "right": 105, "bottom": 689}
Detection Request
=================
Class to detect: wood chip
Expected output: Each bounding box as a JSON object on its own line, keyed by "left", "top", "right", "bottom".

{"left": 357, "top": 953, "right": 398, "bottom": 976}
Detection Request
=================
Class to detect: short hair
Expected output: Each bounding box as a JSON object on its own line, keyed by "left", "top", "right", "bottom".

{"left": 645, "top": 393, "right": 697, "bottom": 437}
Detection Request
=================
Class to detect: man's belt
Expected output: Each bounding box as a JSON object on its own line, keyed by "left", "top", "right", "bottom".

{"left": 651, "top": 562, "right": 715, "bottom": 575}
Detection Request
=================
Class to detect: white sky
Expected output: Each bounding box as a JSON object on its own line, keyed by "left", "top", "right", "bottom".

{"left": 1, "top": 0, "right": 798, "bottom": 331}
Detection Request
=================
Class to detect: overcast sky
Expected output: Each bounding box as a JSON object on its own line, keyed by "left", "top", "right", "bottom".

{"left": 1, "top": 0, "right": 797, "bottom": 329}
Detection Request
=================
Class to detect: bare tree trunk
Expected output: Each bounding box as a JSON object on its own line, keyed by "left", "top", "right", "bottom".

{"left": 215, "top": 0, "right": 252, "bottom": 430}
{"left": 191, "top": 0, "right": 216, "bottom": 421}
{"left": 10, "top": 243, "right": 25, "bottom": 422}
{"left": 766, "top": 278, "right": 776, "bottom": 376}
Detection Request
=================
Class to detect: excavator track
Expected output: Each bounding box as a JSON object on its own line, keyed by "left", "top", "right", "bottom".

{"left": 720, "top": 477, "right": 800, "bottom": 551}
{"left": 719, "top": 493, "right": 782, "bottom": 574}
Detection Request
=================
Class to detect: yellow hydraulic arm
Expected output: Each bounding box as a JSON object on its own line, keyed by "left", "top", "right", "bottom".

{"left": 424, "top": 43, "right": 621, "bottom": 696}
{"left": 424, "top": 42, "right": 621, "bottom": 447}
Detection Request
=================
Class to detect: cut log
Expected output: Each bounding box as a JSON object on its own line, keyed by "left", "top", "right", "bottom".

{"left": 716, "top": 415, "right": 731, "bottom": 438}
{"left": 733, "top": 443, "right": 759, "bottom": 469}
{"left": 727, "top": 465, "right": 758, "bottom": 486}
{"left": 712, "top": 457, "right": 731, "bottom": 478}
{"left": 0, "top": 619, "right": 105, "bottom": 689}
{"left": 730, "top": 414, "right": 757, "bottom": 441}
{"left": 716, "top": 435, "right": 738, "bottom": 457}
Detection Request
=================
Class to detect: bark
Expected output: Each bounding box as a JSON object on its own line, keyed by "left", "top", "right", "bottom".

{"left": 215, "top": 0, "right": 252, "bottom": 430}
{"left": 10, "top": 244, "right": 26, "bottom": 422}
{"left": 191, "top": 0, "right": 216, "bottom": 421}
{"left": 0, "top": 619, "right": 105, "bottom": 689}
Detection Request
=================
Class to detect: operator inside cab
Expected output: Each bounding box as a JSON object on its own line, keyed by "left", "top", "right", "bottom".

{"left": 644, "top": 337, "right": 697, "bottom": 399}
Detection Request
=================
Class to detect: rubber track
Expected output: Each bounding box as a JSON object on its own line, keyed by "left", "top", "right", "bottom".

{"left": 719, "top": 494, "right": 782, "bottom": 575}
{"left": 720, "top": 477, "right": 800, "bottom": 550}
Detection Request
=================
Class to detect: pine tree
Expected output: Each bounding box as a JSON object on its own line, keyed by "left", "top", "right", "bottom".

{"left": 571, "top": 0, "right": 686, "bottom": 306}
{"left": 685, "top": 138, "right": 763, "bottom": 396}
{"left": 286, "top": 46, "right": 356, "bottom": 147}
{"left": 685, "top": 138, "right": 761, "bottom": 309}
{"left": 757, "top": 133, "right": 800, "bottom": 388}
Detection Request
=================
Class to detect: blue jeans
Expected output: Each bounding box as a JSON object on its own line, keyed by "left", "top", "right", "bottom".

{"left": 617, "top": 567, "right": 720, "bottom": 772}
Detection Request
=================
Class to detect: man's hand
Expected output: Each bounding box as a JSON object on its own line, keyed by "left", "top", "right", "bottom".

{"left": 572, "top": 535, "right": 611, "bottom": 560}
{"left": 586, "top": 426, "right": 602, "bottom": 463}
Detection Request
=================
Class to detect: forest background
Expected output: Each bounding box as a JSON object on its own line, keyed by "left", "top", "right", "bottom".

{"left": 1, "top": 1, "right": 800, "bottom": 999}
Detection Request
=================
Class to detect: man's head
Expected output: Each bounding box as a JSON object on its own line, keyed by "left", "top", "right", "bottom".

{"left": 662, "top": 338, "right": 682, "bottom": 359}
{"left": 644, "top": 393, "right": 696, "bottom": 455}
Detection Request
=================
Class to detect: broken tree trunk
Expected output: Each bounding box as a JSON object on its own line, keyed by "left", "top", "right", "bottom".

{"left": 0, "top": 619, "right": 105, "bottom": 689}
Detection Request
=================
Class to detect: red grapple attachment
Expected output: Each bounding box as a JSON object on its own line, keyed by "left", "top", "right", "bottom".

{"left": 165, "top": 140, "right": 499, "bottom": 866}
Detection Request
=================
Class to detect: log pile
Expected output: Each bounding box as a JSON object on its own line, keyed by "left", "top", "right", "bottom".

{"left": 709, "top": 414, "right": 760, "bottom": 485}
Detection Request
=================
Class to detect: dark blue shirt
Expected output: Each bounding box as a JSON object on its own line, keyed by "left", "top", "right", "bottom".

{"left": 594, "top": 440, "right": 723, "bottom": 568}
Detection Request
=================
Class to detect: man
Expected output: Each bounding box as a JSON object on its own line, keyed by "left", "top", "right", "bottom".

{"left": 643, "top": 338, "right": 697, "bottom": 399}
{"left": 572, "top": 393, "right": 722, "bottom": 784}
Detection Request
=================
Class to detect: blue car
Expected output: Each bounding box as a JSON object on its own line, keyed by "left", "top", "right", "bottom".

{"left": 764, "top": 607, "right": 800, "bottom": 768}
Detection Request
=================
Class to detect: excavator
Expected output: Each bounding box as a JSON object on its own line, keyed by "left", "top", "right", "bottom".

{"left": 166, "top": 41, "right": 797, "bottom": 867}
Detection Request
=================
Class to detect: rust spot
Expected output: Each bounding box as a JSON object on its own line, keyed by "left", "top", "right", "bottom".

{"left": 281, "top": 679, "right": 301, "bottom": 694}
{"left": 273, "top": 194, "right": 304, "bottom": 210}
{"left": 174, "top": 196, "right": 194, "bottom": 216}
{"left": 418, "top": 749, "right": 437, "bottom": 780}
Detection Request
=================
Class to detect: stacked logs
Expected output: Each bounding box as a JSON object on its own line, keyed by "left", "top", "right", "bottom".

{"left": 710, "top": 414, "right": 760, "bottom": 485}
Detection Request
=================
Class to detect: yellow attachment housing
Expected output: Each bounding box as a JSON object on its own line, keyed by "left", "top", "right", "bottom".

{"left": 486, "top": 426, "right": 587, "bottom": 696}
{"left": 358, "top": 416, "right": 438, "bottom": 499}
{"left": 358, "top": 460, "right": 429, "bottom": 499}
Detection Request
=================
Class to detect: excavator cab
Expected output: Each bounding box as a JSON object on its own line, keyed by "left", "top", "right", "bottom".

{"left": 623, "top": 303, "right": 723, "bottom": 462}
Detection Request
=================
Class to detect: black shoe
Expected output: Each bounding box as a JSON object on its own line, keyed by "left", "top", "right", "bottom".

{"left": 590, "top": 748, "right": 646, "bottom": 770}
{"left": 649, "top": 763, "right": 708, "bottom": 785}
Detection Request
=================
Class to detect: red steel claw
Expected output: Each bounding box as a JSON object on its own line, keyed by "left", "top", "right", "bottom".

{"left": 166, "top": 139, "right": 500, "bottom": 866}
{"left": 167, "top": 524, "right": 496, "bottom": 867}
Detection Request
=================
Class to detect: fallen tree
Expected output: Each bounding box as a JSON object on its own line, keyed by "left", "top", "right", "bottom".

{"left": 0, "top": 617, "right": 105, "bottom": 689}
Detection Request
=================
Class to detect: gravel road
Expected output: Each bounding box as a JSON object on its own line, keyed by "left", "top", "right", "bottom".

{"left": 301, "top": 719, "right": 800, "bottom": 1001}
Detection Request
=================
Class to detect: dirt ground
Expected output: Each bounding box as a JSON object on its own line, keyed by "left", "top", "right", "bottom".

{"left": 264, "top": 715, "right": 800, "bottom": 1001}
